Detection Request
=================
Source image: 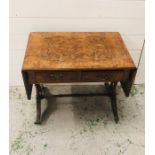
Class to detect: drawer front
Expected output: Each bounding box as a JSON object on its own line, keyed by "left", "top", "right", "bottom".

{"left": 29, "top": 70, "right": 130, "bottom": 83}
{"left": 81, "top": 70, "right": 129, "bottom": 82}
{"left": 29, "top": 71, "right": 79, "bottom": 83}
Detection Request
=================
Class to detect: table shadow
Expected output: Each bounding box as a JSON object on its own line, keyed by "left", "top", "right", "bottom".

{"left": 70, "top": 85, "right": 114, "bottom": 125}
{"left": 40, "top": 84, "right": 135, "bottom": 125}
{"left": 41, "top": 87, "right": 58, "bottom": 124}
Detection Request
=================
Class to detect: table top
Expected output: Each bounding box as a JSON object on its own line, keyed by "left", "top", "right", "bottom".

{"left": 22, "top": 32, "right": 136, "bottom": 71}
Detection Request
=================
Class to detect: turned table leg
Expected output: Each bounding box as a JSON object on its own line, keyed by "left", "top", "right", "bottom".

{"left": 105, "top": 82, "right": 119, "bottom": 123}
{"left": 34, "top": 84, "right": 45, "bottom": 124}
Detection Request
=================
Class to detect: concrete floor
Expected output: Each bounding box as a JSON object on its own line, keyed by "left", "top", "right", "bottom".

{"left": 10, "top": 84, "right": 144, "bottom": 155}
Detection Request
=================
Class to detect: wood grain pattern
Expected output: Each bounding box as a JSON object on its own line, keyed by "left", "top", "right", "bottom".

{"left": 22, "top": 32, "right": 136, "bottom": 70}
{"left": 28, "top": 70, "right": 129, "bottom": 84}
{"left": 81, "top": 70, "right": 129, "bottom": 82}
{"left": 29, "top": 71, "right": 79, "bottom": 83}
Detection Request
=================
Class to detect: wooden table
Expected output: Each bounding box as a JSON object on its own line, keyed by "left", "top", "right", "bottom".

{"left": 22, "top": 32, "right": 137, "bottom": 124}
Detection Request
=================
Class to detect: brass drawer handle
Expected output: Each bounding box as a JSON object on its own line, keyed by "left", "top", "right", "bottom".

{"left": 50, "top": 73, "right": 63, "bottom": 80}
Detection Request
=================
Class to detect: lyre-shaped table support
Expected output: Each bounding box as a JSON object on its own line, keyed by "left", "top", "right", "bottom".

{"left": 34, "top": 82, "right": 119, "bottom": 124}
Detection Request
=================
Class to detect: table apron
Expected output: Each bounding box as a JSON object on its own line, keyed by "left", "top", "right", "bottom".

{"left": 28, "top": 70, "right": 130, "bottom": 84}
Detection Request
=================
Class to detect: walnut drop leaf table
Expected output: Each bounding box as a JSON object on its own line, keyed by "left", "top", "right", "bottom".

{"left": 22, "top": 32, "right": 137, "bottom": 124}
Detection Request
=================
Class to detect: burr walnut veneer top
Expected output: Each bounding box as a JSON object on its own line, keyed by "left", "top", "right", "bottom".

{"left": 22, "top": 32, "right": 136, "bottom": 70}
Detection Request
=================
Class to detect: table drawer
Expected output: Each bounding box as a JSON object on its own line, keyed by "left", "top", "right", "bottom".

{"left": 81, "top": 70, "right": 129, "bottom": 82}
{"left": 29, "top": 71, "right": 79, "bottom": 83}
